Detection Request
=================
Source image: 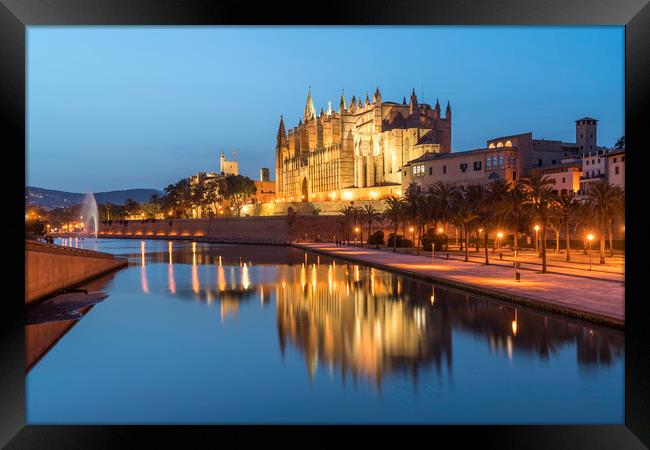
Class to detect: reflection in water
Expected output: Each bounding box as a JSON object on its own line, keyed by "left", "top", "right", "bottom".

{"left": 55, "top": 239, "right": 623, "bottom": 387}
{"left": 140, "top": 241, "right": 149, "bottom": 294}
{"left": 276, "top": 262, "right": 452, "bottom": 387}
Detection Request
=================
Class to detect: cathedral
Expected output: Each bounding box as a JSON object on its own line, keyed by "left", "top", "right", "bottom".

{"left": 275, "top": 87, "right": 452, "bottom": 202}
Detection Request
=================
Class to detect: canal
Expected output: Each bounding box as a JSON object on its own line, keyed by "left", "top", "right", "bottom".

{"left": 26, "top": 238, "right": 624, "bottom": 424}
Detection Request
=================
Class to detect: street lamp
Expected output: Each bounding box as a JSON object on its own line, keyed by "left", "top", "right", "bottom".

{"left": 354, "top": 227, "right": 359, "bottom": 246}
{"left": 409, "top": 226, "right": 415, "bottom": 253}
{"left": 534, "top": 225, "right": 540, "bottom": 254}
{"left": 587, "top": 233, "right": 594, "bottom": 270}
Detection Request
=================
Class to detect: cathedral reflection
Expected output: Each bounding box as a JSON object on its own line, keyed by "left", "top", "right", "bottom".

{"left": 129, "top": 242, "right": 623, "bottom": 384}
{"left": 276, "top": 262, "right": 453, "bottom": 387}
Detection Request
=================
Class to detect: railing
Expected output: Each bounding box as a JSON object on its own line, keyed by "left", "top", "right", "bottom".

{"left": 25, "top": 240, "right": 116, "bottom": 259}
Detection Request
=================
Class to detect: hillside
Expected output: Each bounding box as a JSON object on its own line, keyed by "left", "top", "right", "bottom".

{"left": 26, "top": 187, "right": 164, "bottom": 210}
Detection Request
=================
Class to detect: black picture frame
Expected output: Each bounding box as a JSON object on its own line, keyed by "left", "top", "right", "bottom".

{"left": 2, "top": 0, "right": 648, "bottom": 447}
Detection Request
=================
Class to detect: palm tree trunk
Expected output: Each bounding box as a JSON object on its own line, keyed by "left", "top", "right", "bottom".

{"left": 599, "top": 230, "right": 606, "bottom": 264}
{"left": 608, "top": 218, "right": 614, "bottom": 257}
{"left": 484, "top": 231, "right": 489, "bottom": 265}
{"left": 513, "top": 232, "right": 518, "bottom": 251}
{"left": 541, "top": 227, "right": 547, "bottom": 273}
{"left": 555, "top": 229, "right": 560, "bottom": 254}
{"left": 393, "top": 223, "right": 398, "bottom": 252}
{"left": 465, "top": 225, "right": 469, "bottom": 262}
{"left": 565, "top": 220, "right": 571, "bottom": 262}
{"left": 475, "top": 231, "right": 479, "bottom": 252}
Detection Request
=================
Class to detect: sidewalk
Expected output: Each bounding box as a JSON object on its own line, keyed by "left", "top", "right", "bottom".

{"left": 295, "top": 243, "right": 625, "bottom": 328}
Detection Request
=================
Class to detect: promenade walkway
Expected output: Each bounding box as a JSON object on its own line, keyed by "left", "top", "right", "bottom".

{"left": 295, "top": 243, "right": 625, "bottom": 328}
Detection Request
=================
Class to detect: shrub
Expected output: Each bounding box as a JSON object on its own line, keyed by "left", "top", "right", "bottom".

{"left": 368, "top": 230, "right": 385, "bottom": 245}
{"left": 387, "top": 233, "right": 413, "bottom": 248}
{"left": 421, "top": 229, "right": 448, "bottom": 251}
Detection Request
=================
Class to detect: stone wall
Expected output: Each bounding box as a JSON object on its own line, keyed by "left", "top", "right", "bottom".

{"left": 98, "top": 215, "right": 354, "bottom": 244}
{"left": 25, "top": 240, "right": 128, "bottom": 304}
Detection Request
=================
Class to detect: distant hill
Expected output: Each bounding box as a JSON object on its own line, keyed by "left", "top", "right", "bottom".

{"left": 26, "top": 187, "right": 164, "bottom": 210}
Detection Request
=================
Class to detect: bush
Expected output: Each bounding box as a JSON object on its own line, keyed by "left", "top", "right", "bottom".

{"left": 368, "top": 230, "right": 385, "bottom": 245}
{"left": 387, "top": 233, "right": 413, "bottom": 248}
{"left": 421, "top": 230, "right": 448, "bottom": 251}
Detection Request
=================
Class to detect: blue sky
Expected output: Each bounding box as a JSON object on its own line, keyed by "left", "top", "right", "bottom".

{"left": 27, "top": 26, "right": 624, "bottom": 192}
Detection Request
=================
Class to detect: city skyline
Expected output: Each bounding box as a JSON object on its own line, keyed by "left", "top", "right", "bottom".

{"left": 27, "top": 26, "right": 624, "bottom": 192}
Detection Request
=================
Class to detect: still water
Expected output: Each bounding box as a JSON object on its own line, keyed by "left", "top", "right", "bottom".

{"left": 27, "top": 238, "right": 624, "bottom": 424}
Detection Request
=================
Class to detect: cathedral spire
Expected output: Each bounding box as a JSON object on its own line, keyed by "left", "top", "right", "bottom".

{"left": 304, "top": 87, "right": 316, "bottom": 120}
{"left": 373, "top": 86, "right": 382, "bottom": 104}
{"left": 339, "top": 90, "right": 347, "bottom": 113}
{"left": 350, "top": 95, "right": 357, "bottom": 113}
{"left": 365, "top": 93, "right": 370, "bottom": 106}
{"left": 327, "top": 101, "right": 332, "bottom": 115}
{"left": 402, "top": 96, "right": 407, "bottom": 106}
{"left": 445, "top": 100, "right": 452, "bottom": 120}
{"left": 277, "top": 115, "right": 286, "bottom": 142}
{"left": 409, "top": 88, "right": 418, "bottom": 115}
{"left": 434, "top": 98, "right": 441, "bottom": 119}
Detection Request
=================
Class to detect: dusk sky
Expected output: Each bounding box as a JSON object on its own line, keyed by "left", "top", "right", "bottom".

{"left": 27, "top": 26, "right": 624, "bottom": 193}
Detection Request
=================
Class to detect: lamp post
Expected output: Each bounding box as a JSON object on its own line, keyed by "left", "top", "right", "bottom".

{"left": 354, "top": 227, "right": 359, "bottom": 246}
{"left": 514, "top": 249, "right": 520, "bottom": 281}
{"left": 409, "top": 226, "right": 415, "bottom": 254}
{"left": 587, "top": 233, "right": 594, "bottom": 270}
{"left": 534, "top": 225, "right": 540, "bottom": 254}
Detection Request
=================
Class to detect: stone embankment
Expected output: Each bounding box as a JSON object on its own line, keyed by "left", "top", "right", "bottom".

{"left": 25, "top": 240, "right": 128, "bottom": 304}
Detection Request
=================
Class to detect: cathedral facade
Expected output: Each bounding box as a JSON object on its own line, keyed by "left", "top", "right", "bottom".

{"left": 275, "top": 88, "right": 452, "bottom": 202}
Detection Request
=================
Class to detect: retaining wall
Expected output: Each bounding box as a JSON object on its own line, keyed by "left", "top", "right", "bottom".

{"left": 25, "top": 240, "right": 128, "bottom": 304}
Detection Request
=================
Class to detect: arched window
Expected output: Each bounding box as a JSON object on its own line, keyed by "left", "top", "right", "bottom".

{"left": 488, "top": 172, "right": 500, "bottom": 181}
{"left": 486, "top": 158, "right": 492, "bottom": 169}
{"left": 496, "top": 142, "right": 504, "bottom": 148}
{"left": 488, "top": 143, "right": 495, "bottom": 149}
{"left": 492, "top": 157, "right": 498, "bottom": 168}
{"left": 505, "top": 140, "right": 512, "bottom": 147}
{"left": 499, "top": 156, "right": 504, "bottom": 167}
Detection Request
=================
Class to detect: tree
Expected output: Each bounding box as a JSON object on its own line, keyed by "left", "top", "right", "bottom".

{"left": 339, "top": 206, "right": 356, "bottom": 245}
{"left": 383, "top": 196, "right": 406, "bottom": 252}
{"left": 556, "top": 191, "right": 576, "bottom": 262}
{"left": 486, "top": 179, "right": 512, "bottom": 253}
{"left": 614, "top": 136, "right": 625, "bottom": 150}
{"left": 361, "top": 204, "right": 382, "bottom": 245}
{"left": 123, "top": 198, "right": 141, "bottom": 219}
{"left": 403, "top": 183, "right": 426, "bottom": 252}
{"left": 221, "top": 174, "right": 256, "bottom": 217}
{"left": 452, "top": 189, "right": 478, "bottom": 262}
{"left": 503, "top": 181, "right": 529, "bottom": 252}
{"left": 585, "top": 180, "right": 624, "bottom": 263}
{"left": 522, "top": 169, "right": 558, "bottom": 273}
{"left": 428, "top": 181, "right": 460, "bottom": 235}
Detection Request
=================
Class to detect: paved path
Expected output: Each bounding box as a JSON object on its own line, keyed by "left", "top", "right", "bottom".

{"left": 295, "top": 243, "right": 625, "bottom": 328}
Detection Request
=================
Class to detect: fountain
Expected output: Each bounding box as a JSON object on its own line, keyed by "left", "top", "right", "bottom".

{"left": 81, "top": 192, "right": 99, "bottom": 240}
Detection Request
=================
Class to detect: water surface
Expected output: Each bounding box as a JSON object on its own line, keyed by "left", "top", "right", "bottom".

{"left": 26, "top": 238, "right": 624, "bottom": 424}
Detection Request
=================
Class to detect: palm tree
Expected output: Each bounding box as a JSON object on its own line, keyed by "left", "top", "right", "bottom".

{"left": 428, "top": 181, "right": 460, "bottom": 234}
{"left": 361, "top": 204, "right": 382, "bottom": 245}
{"left": 383, "top": 196, "right": 405, "bottom": 252}
{"left": 503, "top": 181, "right": 529, "bottom": 252}
{"left": 464, "top": 184, "right": 492, "bottom": 264}
{"left": 403, "top": 183, "right": 425, "bottom": 252}
{"left": 487, "top": 179, "right": 511, "bottom": 252}
{"left": 585, "top": 180, "right": 624, "bottom": 264}
{"left": 556, "top": 191, "right": 575, "bottom": 262}
{"left": 521, "top": 169, "right": 558, "bottom": 273}
{"left": 453, "top": 189, "right": 478, "bottom": 262}
{"left": 339, "top": 206, "right": 356, "bottom": 245}
{"left": 572, "top": 199, "right": 593, "bottom": 255}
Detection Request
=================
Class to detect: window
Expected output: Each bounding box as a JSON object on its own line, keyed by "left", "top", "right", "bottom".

{"left": 499, "top": 156, "right": 504, "bottom": 168}
{"left": 513, "top": 171, "right": 517, "bottom": 180}
{"left": 538, "top": 159, "right": 543, "bottom": 167}
{"left": 586, "top": 160, "right": 589, "bottom": 165}
{"left": 474, "top": 161, "right": 482, "bottom": 171}
{"left": 493, "top": 157, "right": 498, "bottom": 168}
{"left": 442, "top": 165, "right": 447, "bottom": 174}
{"left": 562, "top": 177, "right": 566, "bottom": 183}
{"left": 486, "top": 158, "right": 492, "bottom": 169}
{"left": 513, "top": 158, "right": 516, "bottom": 165}
{"left": 580, "top": 134, "right": 583, "bottom": 138}
{"left": 597, "top": 158, "right": 600, "bottom": 163}
{"left": 613, "top": 158, "right": 617, "bottom": 163}
{"left": 552, "top": 159, "right": 556, "bottom": 165}
{"left": 429, "top": 167, "right": 432, "bottom": 175}
{"left": 615, "top": 166, "right": 619, "bottom": 175}
{"left": 460, "top": 163, "right": 467, "bottom": 173}
{"left": 622, "top": 156, "right": 625, "bottom": 161}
